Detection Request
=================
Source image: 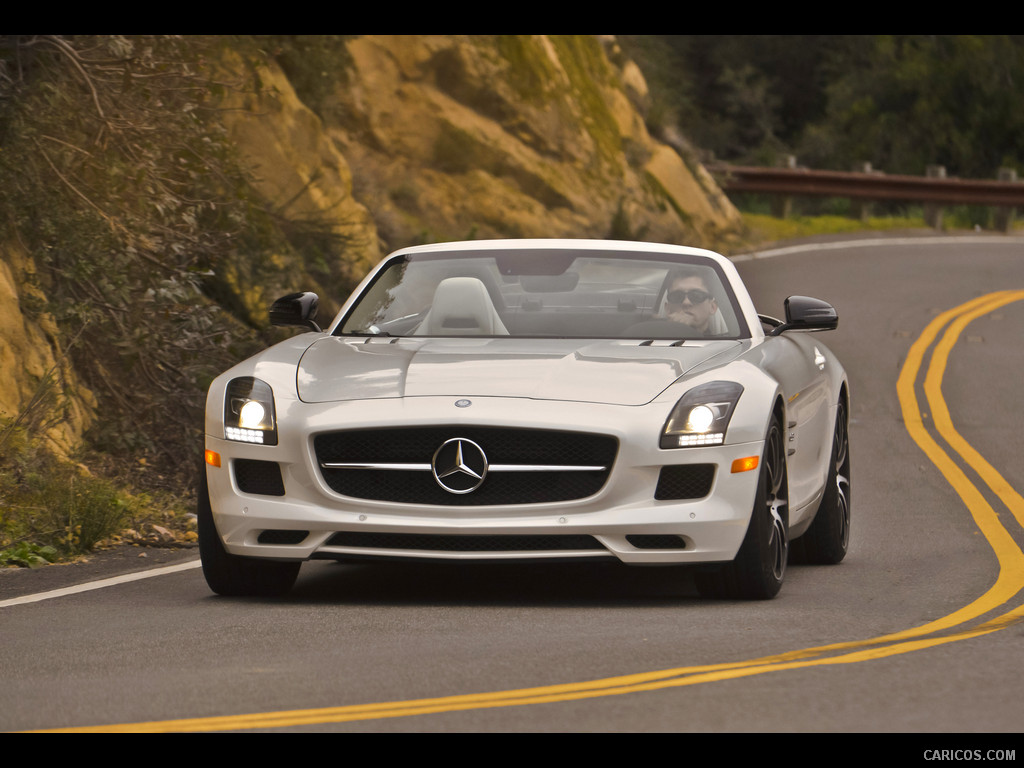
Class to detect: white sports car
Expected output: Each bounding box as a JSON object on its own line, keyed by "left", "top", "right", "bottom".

{"left": 200, "top": 239, "right": 850, "bottom": 599}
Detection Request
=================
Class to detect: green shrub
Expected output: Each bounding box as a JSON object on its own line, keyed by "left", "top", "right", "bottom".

{"left": 0, "top": 417, "right": 191, "bottom": 564}
{"left": 0, "top": 542, "right": 59, "bottom": 568}
{"left": 26, "top": 468, "right": 129, "bottom": 556}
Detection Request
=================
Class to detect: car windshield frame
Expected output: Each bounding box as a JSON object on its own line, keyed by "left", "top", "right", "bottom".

{"left": 334, "top": 247, "right": 752, "bottom": 341}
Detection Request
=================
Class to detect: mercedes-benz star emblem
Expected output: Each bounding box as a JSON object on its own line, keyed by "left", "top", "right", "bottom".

{"left": 432, "top": 438, "right": 488, "bottom": 494}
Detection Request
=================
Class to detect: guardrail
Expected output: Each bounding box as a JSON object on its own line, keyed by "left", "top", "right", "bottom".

{"left": 709, "top": 159, "right": 1021, "bottom": 231}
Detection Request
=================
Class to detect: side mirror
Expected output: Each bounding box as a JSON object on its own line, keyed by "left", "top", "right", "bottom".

{"left": 767, "top": 296, "right": 838, "bottom": 336}
{"left": 269, "top": 292, "right": 322, "bottom": 332}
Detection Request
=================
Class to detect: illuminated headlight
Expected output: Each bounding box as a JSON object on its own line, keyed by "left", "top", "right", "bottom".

{"left": 661, "top": 381, "right": 743, "bottom": 449}
{"left": 224, "top": 377, "right": 278, "bottom": 446}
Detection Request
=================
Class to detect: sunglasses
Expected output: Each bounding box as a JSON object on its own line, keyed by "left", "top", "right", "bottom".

{"left": 666, "top": 289, "right": 711, "bottom": 305}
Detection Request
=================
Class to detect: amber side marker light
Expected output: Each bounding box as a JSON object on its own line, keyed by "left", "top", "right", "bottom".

{"left": 205, "top": 450, "right": 222, "bottom": 468}
{"left": 731, "top": 456, "right": 759, "bottom": 473}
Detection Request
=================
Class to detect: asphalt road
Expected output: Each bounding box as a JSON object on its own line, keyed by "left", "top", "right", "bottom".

{"left": 3, "top": 233, "right": 1024, "bottom": 736}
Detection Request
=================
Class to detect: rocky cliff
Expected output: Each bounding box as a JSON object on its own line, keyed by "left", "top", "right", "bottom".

{"left": 0, "top": 34, "right": 741, "bottom": 467}
{"left": 323, "top": 35, "right": 739, "bottom": 249}
{"left": 0, "top": 241, "right": 94, "bottom": 456}
{"left": 215, "top": 35, "right": 740, "bottom": 289}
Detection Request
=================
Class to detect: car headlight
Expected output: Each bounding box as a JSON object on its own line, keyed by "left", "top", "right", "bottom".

{"left": 224, "top": 377, "right": 278, "bottom": 445}
{"left": 661, "top": 381, "right": 743, "bottom": 448}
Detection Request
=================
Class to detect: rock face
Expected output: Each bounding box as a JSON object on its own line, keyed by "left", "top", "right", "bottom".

{"left": 0, "top": 242, "right": 94, "bottom": 455}
{"left": 207, "top": 49, "right": 382, "bottom": 323}
{"left": 325, "top": 35, "right": 740, "bottom": 251}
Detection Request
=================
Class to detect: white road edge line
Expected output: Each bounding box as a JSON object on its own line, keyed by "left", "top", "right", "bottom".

{"left": 732, "top": 235, "right": 1024, "bottom": 261}
{"left": 1, "top": 559, "right": 201, "bottom": 608}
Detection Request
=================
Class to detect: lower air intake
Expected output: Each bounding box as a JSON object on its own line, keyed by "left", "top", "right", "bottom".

{"left": 325, "top": 532, "right": 606, "bottom": 552}
{"left": 654, "top": 464, "right": 715, "bottom": 500}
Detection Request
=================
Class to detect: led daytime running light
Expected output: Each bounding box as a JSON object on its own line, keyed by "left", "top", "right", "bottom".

{"left": 675, "top": 433, "right": 725, "bottom": 447}
{"left": 225, "top": 426, "right": 266, "bottom": 444}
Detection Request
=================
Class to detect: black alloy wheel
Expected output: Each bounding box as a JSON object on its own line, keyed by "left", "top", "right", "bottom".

{"left": 695, "top": 415, "right": 789, "bottom": 600}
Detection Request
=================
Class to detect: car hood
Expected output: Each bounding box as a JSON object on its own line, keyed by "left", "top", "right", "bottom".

{"left": 295, "top": 337, "right": 745, "bottom": 406}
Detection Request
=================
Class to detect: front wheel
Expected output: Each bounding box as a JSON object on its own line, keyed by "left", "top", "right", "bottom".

{"left": 791, "top": 399, "right": 851, "bottom": 565}
{"left": 696, "top": 416, "right": 789, "bottom": 600}
{"left": 198, "top": 473, "right": 300, "bottom": 597}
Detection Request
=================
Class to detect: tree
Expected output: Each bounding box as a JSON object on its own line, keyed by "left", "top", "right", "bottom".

{"left": 801, "top": 35, "right": 1024, "bottom": 177}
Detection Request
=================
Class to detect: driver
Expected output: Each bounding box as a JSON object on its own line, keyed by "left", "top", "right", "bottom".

{"left": 661, "top": 268, "right": 719, "bottom": 334}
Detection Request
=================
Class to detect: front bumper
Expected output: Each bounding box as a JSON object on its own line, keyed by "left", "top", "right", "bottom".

{"left": 204, "top": 396, "right": 764, "bottom": 566}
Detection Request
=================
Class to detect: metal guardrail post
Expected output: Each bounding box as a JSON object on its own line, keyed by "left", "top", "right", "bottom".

{"left": 924, "top": 165, "right": 946, "bottom": 230}
{"left": 852, "top": 162, "right": 874, "bottom": 221}
{"left": 771, "top": 155, "right": 798, "bottom": 219}
{"left": 995, "top": 168, "right": 1018, "bottom": 233}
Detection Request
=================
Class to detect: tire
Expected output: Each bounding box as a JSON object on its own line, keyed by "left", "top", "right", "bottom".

{"left": 791, "top": 399, "right": 851, "bottom": 565}
{"left": 197, "top": 473, "right": 300, "bottom": 597}
{"left": 696, "top": 415, "right": 789, "bottom": 600}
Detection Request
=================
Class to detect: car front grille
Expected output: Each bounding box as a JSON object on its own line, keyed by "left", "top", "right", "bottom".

{"left": 314, "top": 426, "right": 618, "bottom": 506}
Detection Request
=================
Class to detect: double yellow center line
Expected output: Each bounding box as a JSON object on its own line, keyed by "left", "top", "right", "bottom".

{"left": 40, "top": 292, "right": 1024, "bottom": 732}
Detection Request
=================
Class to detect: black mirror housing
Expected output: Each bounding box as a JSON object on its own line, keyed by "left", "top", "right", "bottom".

{"left": 270, "top": 292, "right": 322, "bottom": 332}
{"left": 768, "top": 296, "right": 838, "bottom": 336}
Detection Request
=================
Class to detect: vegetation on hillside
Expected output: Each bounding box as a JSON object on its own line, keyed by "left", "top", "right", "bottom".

{"left": 622, "top": 35, "right": 1024, "bottom": 180}
{"left": 0, "top": 35, "right": 354, "bottom": 561}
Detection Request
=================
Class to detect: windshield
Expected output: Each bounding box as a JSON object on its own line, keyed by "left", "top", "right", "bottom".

{"left": 337, "top": 248, "right": 749, "bottom": 340}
